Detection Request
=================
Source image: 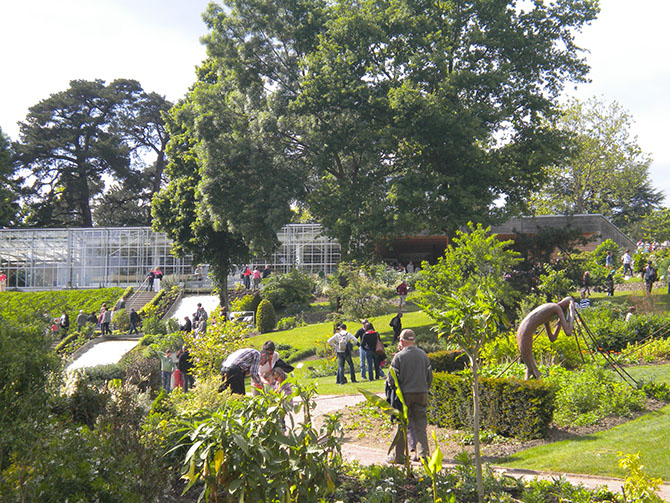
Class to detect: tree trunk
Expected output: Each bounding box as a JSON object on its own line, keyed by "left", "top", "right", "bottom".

{"left": 472, "top": 359, "right": 484, "bottom": 503}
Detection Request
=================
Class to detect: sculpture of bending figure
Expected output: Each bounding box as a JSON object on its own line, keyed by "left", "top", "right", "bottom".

{"left": 516, "top": 297, "right": 576, "bottom": 379}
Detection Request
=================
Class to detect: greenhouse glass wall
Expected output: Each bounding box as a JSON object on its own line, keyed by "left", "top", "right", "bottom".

{"left": 0, "top": 224, "right": 341, "bottom": 290}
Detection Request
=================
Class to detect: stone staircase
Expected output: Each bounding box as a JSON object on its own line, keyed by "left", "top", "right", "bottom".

{"left": 126, "top": 291, "right": 156, "bottom": 313}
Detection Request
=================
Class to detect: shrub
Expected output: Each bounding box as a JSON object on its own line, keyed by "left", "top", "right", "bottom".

{"left": 82, "top": 363, "right": 126, "bottom": 386}
{"left": 482, "top": 331, "right": 583, "bottom": 370}
{"left": 231, "top": 292, "right": 262, "bottom": 313}
{"left": 546, "top": 365, "right": 646, "bottom": 426}
{"left": 276, "top": 316, "right": 304, "bottom": 331}
{"left": 256, "top": 299, "right": 276, "bottom": 334}
{"left": 427, "top": 372, "right": 555, "bottom": 440}
{"left": 427, "top": 350, "right": 467, "bottom": 373}
{"left": 328, "top": 262, "right": 397, "bottom": 319}
{"left": 112, "top": 308, "right": 130, "bottom": 332}
{"left": 142, "top": 315, "right": 167, "bottom": 335}
{"left": 261, "top": 269, "right": 315, "bottom": 310}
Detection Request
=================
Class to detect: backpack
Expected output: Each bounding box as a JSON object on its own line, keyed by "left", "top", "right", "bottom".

{"left": 645, "top": 267, "right": 657, "bottom": 282}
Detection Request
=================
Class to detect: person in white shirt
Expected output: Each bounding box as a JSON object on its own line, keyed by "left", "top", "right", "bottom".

{"left": 328, "top": 323, "right": 359, "bottom": 384}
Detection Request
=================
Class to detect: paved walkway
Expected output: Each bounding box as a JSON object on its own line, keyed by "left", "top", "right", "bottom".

{"left": 311, "top": 393, "right": 670, "bottom": 501}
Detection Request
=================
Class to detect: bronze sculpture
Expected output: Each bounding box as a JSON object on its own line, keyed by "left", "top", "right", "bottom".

{"left": 516, "top": 297, "right": 576, "bottom": 379}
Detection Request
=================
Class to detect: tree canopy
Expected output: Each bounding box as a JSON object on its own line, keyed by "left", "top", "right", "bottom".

{"left": 529, "top": 97, "right": 663, "bottom": 231}
{"left": 14, "top": 79, "right": 171, "bottom": 227}
{"left": 157, "top": 0, "right": 599, "bottom": 263}
{"left": 0, "top": 127, "right": 19, "bottom": 227}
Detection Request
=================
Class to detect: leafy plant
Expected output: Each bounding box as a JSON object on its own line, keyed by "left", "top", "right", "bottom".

{"left": 618, "top": 452, "right": 664, "bottom": 503}
{"left": 546, "top": 365, "right": 646, "bottom": 426}
{"left": 172, "top": 382, "right": 339, "bottom": 502}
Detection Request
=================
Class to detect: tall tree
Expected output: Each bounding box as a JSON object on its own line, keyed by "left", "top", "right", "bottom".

{"left": 0, "top": 127, "right": 19, "bottom": 227}
{"left": 193, "top": 0, "right": 598, "bottom": 258}
{"left": 152, "top": 99, "right": 251, "bottom": 306}
{"left": 15, "top": 79, "right": 139, "bottom": 227}
{"left": 529, "top": 97, "right": 663, "bottom": 230}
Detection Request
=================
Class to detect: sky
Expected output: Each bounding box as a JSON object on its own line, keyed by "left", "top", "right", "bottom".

{"left": 1, "top": 0, "right": 669, "bottom": 204}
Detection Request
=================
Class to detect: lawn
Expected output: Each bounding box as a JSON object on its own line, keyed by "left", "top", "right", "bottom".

{"left": 497, "top": 363, "right": 670, "bottom": 480}
{"left": 247, "top": 309, "right": 435, "bottom": 352}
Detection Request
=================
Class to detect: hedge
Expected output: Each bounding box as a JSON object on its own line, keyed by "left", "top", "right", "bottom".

{"left": 427, "top": 372, "right": 555, "bottom": 440}
{"left": 427, "top": 349, "right": 467, "bottom": 373}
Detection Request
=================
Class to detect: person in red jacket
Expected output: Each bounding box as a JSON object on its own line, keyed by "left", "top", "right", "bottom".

{"left": 396, "top": 280, "right": 408, "bottom": 310}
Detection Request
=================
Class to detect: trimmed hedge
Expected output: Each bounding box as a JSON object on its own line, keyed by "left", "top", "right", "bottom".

{"left": 256, "top": 299, "right": 276, "bottom": 334}
{"left": 427, "top": 349, "right": 467, "bottom": 373}
{"left": 427, "top": 372, "right": 555, "bottom": 440}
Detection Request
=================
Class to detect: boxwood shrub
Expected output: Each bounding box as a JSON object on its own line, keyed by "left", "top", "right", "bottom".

{"left": 427, "top": 372, "right": 555, "bottom": 440}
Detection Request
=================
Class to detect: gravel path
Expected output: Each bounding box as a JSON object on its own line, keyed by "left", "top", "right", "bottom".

{"left": 311, "top": 393, "right": 670, "bottom": 501}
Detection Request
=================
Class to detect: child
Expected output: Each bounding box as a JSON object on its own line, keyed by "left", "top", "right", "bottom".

{"left": 172, "top": 349, "right": 184, "bottom": 391}
{"left": 272, "top": 367, "right": 293, "bottom": 433}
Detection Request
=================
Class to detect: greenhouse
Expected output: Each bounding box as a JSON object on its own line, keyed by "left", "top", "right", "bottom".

{"left": 0, "top": 224, "right": 341, "bottom": 290}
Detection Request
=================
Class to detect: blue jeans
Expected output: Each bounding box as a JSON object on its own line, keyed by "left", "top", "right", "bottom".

{"left": 365, "top": 350, "right": 380, "bottom": 381}
{"left": 161, "top": 371, "right": 172, "bottom": 393}
{"left": 336, "top": 352, "right": 356, "bottom": 384}
{"left": 359, "top": 345, "right": 367, "bottom": 378}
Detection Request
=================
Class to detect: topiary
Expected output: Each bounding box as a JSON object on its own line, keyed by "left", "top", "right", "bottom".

{"left": 256, "top": 299, "right": 276, "bottom": 334}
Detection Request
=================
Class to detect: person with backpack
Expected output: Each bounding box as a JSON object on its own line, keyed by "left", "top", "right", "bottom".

{"left": 644, "top": 261, "right": 657, "bottom": 294}
{"left": 328, "top": 323, "right": 358, "bottom": 384}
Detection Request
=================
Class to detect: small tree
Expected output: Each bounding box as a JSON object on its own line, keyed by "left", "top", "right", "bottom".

{"left": 414, "top": 223, "right": 519, "bottom": 503}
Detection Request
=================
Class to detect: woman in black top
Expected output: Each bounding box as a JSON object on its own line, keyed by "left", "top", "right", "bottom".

{"left": 361, "top": 322, "right": 382, "bottom": 381}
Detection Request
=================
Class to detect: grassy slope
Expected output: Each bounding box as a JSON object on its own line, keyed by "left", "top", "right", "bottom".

{"left": 498, "top": 364, "right": 670, "bottom": 480}
{"left": 247, "top": 309, "right": 435, "bottom": 352}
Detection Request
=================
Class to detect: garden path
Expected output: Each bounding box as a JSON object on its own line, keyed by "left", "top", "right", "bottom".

{"left": 310, "top": 393, "right": 670, "bottom": 501}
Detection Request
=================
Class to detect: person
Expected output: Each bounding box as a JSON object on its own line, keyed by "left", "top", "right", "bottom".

{"left": 153, "top": 267, "right": 163, "bottom": 292}
{"left": 252, "top": 266, "right": 262, "bottom": 289}
{"left": 605, "top": 250, "right": 614, "bottom": 269}
{"left": 406, "top": 261, "right": 415, "bottom": 274}
{"left": 272, "top": 367, "right": 293, "bottom": 433}
{"left": 242, "top": 266, "right": 252, "bottom": 289}
{"left": 128, "top": 308, "right": 141, "bottom": 335}
{"left": 180, "top": 315, "right": 192, "bottom": 333}
{"left": 578, "top": 291, "right": 591, "bottom": 310}
{"left": 158, "top": 349, "right": 175, "bottom": 393}
{"left": 253, "top": 341, "right": 279, "bottom": 395}
{"left": 76, "top": 310, "right": 87, "bottom": 331}
{"left": 262, "top": 265, "right": 271, "bottom": 279}
{"left": 194, "top": 264, "right": 203, "bottom": 282}
{"left": 146, "top": 269, "right": 155, "bottom": 290}
{"left": 387, "top": 329, "right": 433, "bottom": 464}
{"left": 113, "top": 295, "right": 126, "bottom": 312}
{"left": 178, "top": 345, "right": 195, "bottom": 392}
{"left": 87, "top": 310, "right": 98, "bottom": 326}
{"left": 605, "top": 270, "right": 615, "bottom": 296}
{"left": 328, "top": 323, "right": 358, "bottom": 385}
{"left": 59, "top": 310, "right": 69, "bottom": 336}
{"left": 173, "top": 351, "right": 184, "bottom": 391}
{"left": 361, "top": 322, "right": 382, "bottom": 381}
{"left": 195, "top": 303, "right": 208, "bottom": 333}
{"left": 516, "top": 297, "right": 576, "bottom": 379}
{"left": 389, "top": 312, "right": 403, "bottom": 343}
{"left": 625, "top": 306, "right": 635, "bottom": 323}
{"left": 101, "top": 306, "right": 112, "bottom": 335}
{"left": 220, "top": 341, "right": 276, "bottom": 395}
{"left": 396, "top": 280, "right": 408, "bottom": 310}
{"left": 0, "top": 270, "right": 6, "bottom": 291}
{"left": 621, "top": 249, "right": 634, "bottom": 277}
{"left": 581, "top": 270, "right": 591, "bottom": 297}
{"left": 643, "top": 261, "right": 657, "bottom": 294}
{"left": 355, "top": 319, "right": 369, "bottom": 380}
